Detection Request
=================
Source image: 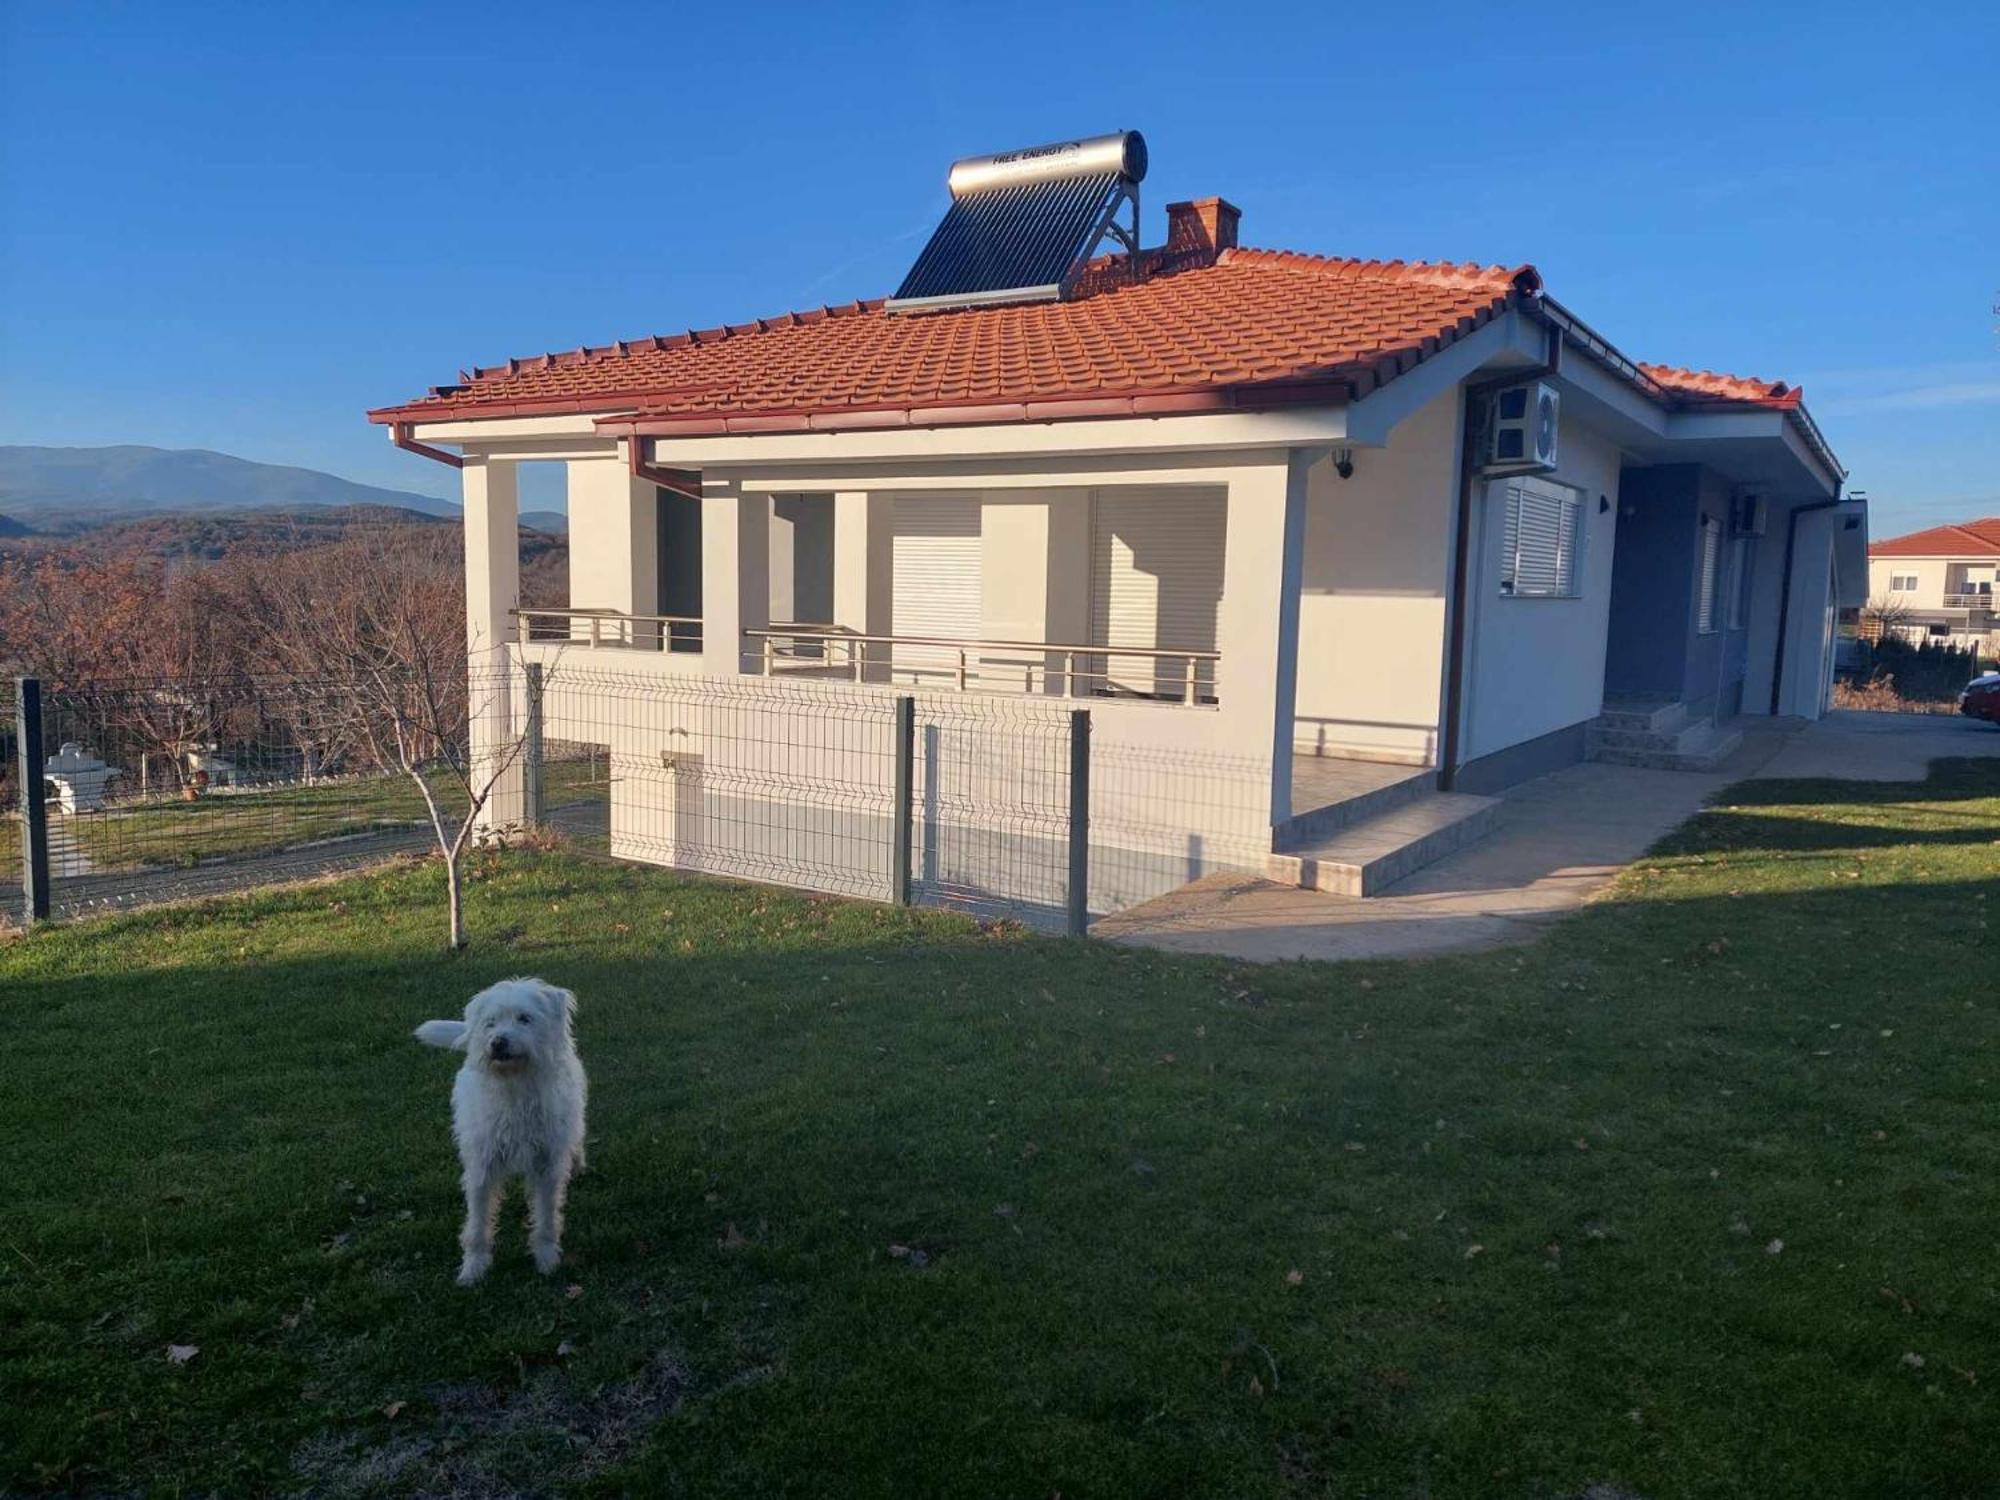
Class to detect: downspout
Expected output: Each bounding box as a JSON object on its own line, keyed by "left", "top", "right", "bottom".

{"left": 1768, "top": 489, "right": 1843, "bottom": 717}
{"left": 1438, "top": 316, "right": 1563, "bottom": 791}
{"left": 624, "top": 434, "right": 703, "bottom": 502}
{"left": 389, "top": 421, "right": 463, "bottom": 469}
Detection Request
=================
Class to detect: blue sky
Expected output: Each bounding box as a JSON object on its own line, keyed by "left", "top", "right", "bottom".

{"left": 2, "top": 1, "right": 1994, "bottom": 534}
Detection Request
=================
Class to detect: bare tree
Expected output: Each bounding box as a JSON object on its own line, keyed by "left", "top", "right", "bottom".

{"left": 237, "top": 528, "right": 553, "bottom": 950}
{"left": 1859, "top": 593, "right": 1913, "bottom": 646}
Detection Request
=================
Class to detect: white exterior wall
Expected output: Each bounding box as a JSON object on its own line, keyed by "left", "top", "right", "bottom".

{"left": 1293, "top": 385, "right": 1458, "bottom": 764}
{"left": 565, "top": 459, "right": 659, "bottom": 620}
{"left": 1867, "top": 556, "right": 1951, "bottom": 610}
{"left": 1460, "top": 413, "right": 1624, "bottom": 761}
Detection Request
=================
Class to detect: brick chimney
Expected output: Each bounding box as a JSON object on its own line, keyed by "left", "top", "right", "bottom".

{"left": 1164, "top": 197, "right": 1241, "bottom": 260}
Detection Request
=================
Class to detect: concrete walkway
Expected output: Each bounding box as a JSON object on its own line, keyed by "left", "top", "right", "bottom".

{"left": 1092, "top": 711, "right": 2000, "bottom": 964}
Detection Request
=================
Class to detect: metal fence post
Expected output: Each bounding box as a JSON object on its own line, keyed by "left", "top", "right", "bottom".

{"left": 892, "top": 695, "right": 914, "bottom": 906}
{"left": 15, "top": 677, "right": 50, "bottom": 926}
{"left": 521, "top": 661, "right": 544, "bottom": 829}
{"left": 1067, "top": 707, "right": 1090, "bottom": 937}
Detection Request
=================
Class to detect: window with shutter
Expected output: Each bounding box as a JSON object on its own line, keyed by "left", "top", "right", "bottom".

{"left": 1696, "top": 517, "right": 1722, "bottom": 634}
{"left": 1497, "top": 478, "right": 1585, "bottom": 598}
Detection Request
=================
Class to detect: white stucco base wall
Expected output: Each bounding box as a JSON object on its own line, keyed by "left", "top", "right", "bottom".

{"left": 1292, "top": 386, "right": 1458, "bottom": 765}
{"left": 1460, "top": 414, "right": 1624, "bottom": 763}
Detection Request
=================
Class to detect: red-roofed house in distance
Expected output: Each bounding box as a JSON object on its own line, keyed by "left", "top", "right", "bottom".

{"left": 370, "top": 131, "right": 1861, "bottom": 923}
{"left": 1867, "top": 520, "right": 2000, "bottom": 652}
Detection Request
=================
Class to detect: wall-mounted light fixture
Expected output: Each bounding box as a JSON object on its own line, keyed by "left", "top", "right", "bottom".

{"left": 1333, "top": 448, "right": 1355, "bottom": 480}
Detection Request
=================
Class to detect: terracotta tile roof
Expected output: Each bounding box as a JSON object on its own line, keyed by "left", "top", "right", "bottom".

{"left": 1638, "top": 363, "right": 1801, "bottom": 410}
{"left": 367, "top": 244, "right": 1834, "bottom": 479}
{"left": 368, "top": 250, "right": 1539, "bottom": 429}
{"left": 1870, "top": 519, "right": 2000, "bottom": 558}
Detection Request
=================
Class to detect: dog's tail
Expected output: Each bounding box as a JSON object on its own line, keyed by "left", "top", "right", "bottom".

{"left": 413, "top": 1019, "right": 469, "bottom": 1051}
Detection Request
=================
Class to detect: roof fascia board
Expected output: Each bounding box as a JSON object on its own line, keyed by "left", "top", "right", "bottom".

{"left": 452, "top": 436, "right": 624, "bottom": 464}
{"left": 411, "top": 414, "right": 617, "bottom": 443}
{"left": 640, "top": 406, "right": 1349, "bottom": 470}
{"left": 1867, "top": 552, "right": 2000, "bottom": 561}
{"left": 723, "top": 449, "right": 1295, "bottom": 494}
{"left": 1342, "top": 311, "right": 1544, "bottom": 445}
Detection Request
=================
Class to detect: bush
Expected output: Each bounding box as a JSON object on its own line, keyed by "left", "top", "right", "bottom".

{"left": 1847, "top": 634, "right": 1984, "bottom": 704}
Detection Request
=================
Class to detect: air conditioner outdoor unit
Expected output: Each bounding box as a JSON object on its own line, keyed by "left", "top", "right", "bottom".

{"left": 1733, "top": 495, "right": 1768, "bottom": 537}
{"left": 1482, "top": 381, "right": 1559, "bottom": 475}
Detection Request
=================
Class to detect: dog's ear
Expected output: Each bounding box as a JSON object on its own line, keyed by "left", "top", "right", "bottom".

{"left": 533, "top": 982, "right": 577, "bottom": 1033}
{"left": 413, "top": 1019, "right": 469, "bottom": 1051}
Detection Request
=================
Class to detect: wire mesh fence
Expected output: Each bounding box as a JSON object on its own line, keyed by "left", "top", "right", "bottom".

{"left": 530, "top": 660, "right": 1079, "bottom": 927}
{"left": 2, "top": 673, "right": 478, "bottom": 922}
{"left": 4, "top": 661, "right": 1089, "bottom": 931}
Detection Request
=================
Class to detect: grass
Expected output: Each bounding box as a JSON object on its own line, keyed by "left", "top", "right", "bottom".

{"left": 4, "top": 760, "right": 2000, "bottom": 1496}
{"left": 1, "top": 759, "right": 605, "bottom": 873}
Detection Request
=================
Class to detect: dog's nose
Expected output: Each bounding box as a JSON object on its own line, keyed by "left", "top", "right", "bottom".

{"left": 489, "top": 1038, "right": 513, "bottom": 1058}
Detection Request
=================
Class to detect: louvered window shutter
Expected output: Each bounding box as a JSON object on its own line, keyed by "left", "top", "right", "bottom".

{"left": 1499, "top": 479, "right": 1583, "bottom": 598}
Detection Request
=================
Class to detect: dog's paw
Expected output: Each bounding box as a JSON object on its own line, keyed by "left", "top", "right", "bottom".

{"left": 457, "top": 1250, "right": 493, "bottom": 1286}
{"left": 532, "top": 1240, "right": 562, "bottom": 1275}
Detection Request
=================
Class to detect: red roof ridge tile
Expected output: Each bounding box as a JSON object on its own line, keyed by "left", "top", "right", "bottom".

{"left": 1219, "top": 246, "right": 1536, "bottom": 292}
{"left": 1639, "top": 361, "right": 1799, "bottom": 408}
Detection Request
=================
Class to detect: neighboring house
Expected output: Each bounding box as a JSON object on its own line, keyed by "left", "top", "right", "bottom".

{"left": 1866, "top": 520, "right": 2000, "bottom": 651}
{"left": 368, "top": 132, "right": 1860, "bottom": 917}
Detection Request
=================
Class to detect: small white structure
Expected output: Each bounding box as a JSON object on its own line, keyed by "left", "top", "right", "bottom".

{"left": 43, "top": 742, "right": 119, "bottom": 814}
{"left": 187, "top": 748, "right": 237, "bottom": 787}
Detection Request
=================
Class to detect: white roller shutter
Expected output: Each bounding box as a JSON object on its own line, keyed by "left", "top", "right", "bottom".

{"left": 892, "top": 495, "right": 982, "bottom": 649}
{"left": 1089, "top": 488, "right": 1225, "bottom": 699}
{"left": 892, "top": 502, "right": 984, "bottom": 696}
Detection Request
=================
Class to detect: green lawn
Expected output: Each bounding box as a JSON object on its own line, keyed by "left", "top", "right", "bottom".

{"left": 2, "top": 758, "right": 605, "bottom": 873}
{"left": 4, "top": 761, "right": 1999, "bottom": 1497}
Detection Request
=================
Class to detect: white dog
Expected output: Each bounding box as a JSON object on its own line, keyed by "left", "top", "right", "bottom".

{"left": 414, "top": 977, "right": 587, "bottom": 1285}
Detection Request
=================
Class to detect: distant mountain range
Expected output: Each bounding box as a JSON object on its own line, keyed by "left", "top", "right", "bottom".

{"left": 0, "top": 445, "right": 462, "bottom": 526}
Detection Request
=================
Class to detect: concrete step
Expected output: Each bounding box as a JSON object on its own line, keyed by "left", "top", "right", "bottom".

{"left": 1590, "top": 720, "right": 1744, "bottom": 771}
{"left": 1266, "top": 791, "right": 1501, "bottom": 897}
{"left": 1274, "top": 767, "right": 1434, "bottom": 849}
{"left": 1596, "top": 700, "right": 1689, "bottom": 737}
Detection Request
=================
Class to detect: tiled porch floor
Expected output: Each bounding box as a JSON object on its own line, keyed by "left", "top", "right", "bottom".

{"left": 1291, "top": 754, "right": 1432, "bottom": 816}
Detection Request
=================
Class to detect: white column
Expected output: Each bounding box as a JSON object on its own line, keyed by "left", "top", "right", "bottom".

{"left": 567, "top": 457, "right": 660, "bottom": 647}
{"left": 701, "top": 476, "right": 769, "bottom": 677}
{"left": 1218, "top": 453, "right": 1310, "bottom": 826}
{"left": 980, "top": 490, "right": 1088, "bottom": 694}
{"left": 833, "top": 490, "right": 891, "bottom": 680}
{"left": 463, "top": 457, "right": 524, "bottom": 832}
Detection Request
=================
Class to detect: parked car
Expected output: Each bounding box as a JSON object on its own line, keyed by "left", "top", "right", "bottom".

{"left": 1960, "top": 672, "right": 2000, "bottom": 725}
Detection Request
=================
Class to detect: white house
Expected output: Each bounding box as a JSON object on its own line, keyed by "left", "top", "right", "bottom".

{"left": 1867, "top": 520, "right": 2000, "bottom": 652}
{"left": 370, "top": 132, "right": 1858, "bottom": 919}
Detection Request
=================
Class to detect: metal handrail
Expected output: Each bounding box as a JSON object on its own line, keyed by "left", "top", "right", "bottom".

{"left": 511, "top": 608, "right": 704, "bottom": 651}
{"left": 745, "top": 625, "right": 1219, "bottom": 706}
{"left": 1942, "top": 593, "right": 1997, "bottom": 610}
